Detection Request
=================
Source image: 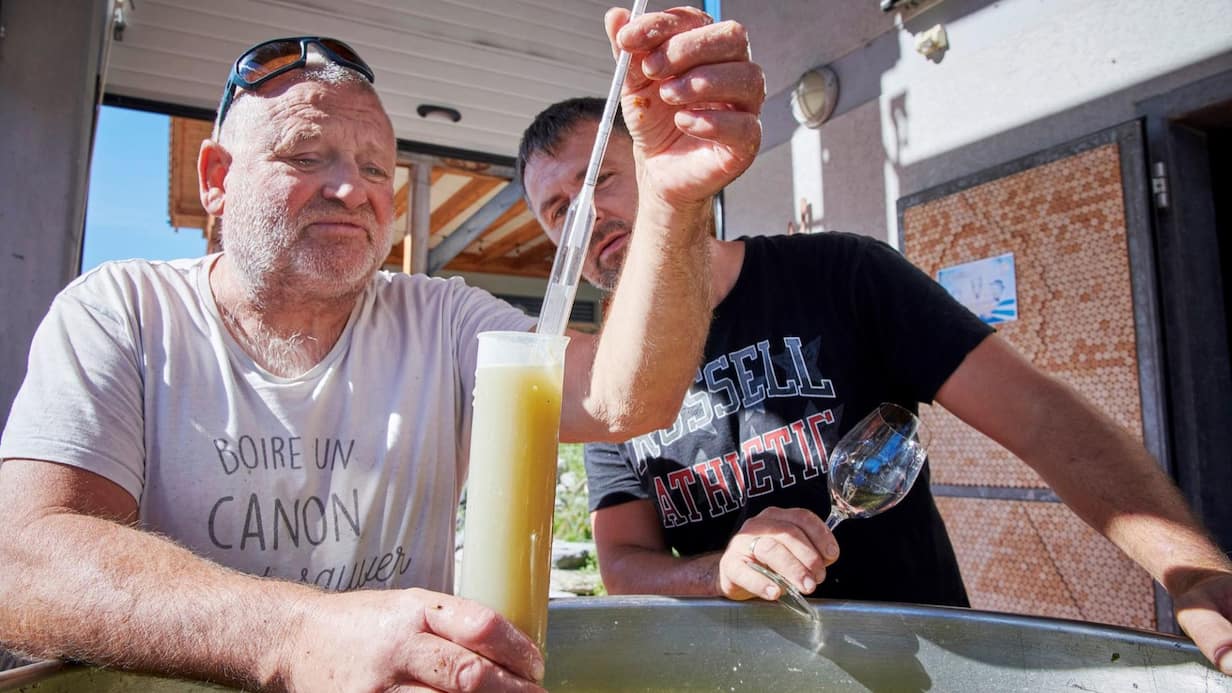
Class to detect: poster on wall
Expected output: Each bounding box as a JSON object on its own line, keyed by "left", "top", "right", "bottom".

{"left": 937, "top": 252, "right": 1018, "bottom": 325}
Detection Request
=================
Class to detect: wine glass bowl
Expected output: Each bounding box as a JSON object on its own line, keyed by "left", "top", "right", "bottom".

{"left": 825, "top": 403, "right": 929, "bottom": 529}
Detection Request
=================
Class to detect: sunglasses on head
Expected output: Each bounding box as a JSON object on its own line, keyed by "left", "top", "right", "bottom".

{"left": 215, "top": 36, "right": 375, "bottom": 130}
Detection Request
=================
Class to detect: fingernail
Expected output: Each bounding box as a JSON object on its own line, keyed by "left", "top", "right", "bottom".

{"left": 764, "top": 586, "right": 779, "bottom": 600}
{"left": 823, "top": 544, "right": 839, "bottom": 560}
{"left": 1216, "top": 645, "right": 1232, "bottom": 675}
{"left": 643, "top": 52, "right": 666, "bottom": 77}
{"left": 532, "top": 657, "right": 545, "bottom": 681}
{"left": 803, "top": 578, "right": 816, "bottom": 593}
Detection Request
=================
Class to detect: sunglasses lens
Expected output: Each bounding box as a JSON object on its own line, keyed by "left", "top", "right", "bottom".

{"left": 236, "top": 40, "right": 303, "bottom": 83}
{"left": 319, "top": 39, "right": 360, "bottom": 64}
{"left": 319, "top": 39, "right": 373, "bottom": 78}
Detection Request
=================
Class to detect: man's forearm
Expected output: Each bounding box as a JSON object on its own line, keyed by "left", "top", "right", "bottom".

{"left": 600, "top": 544, "right": 721, "bottom": 596}
{"left": 938, "top": 337, "right": 1232, "bottom": 594}
{"left": 0, "top": 511, "right": 312, "bottom": 689}
{"left": 585, "top": 197, "right": 713, "bottom": 438}
{"left": 1018, "top": 378, "right": 1232, "bottom": 593}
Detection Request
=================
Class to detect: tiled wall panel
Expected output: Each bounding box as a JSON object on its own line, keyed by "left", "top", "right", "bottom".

{"left": 936, "top": 497, "right": 1156, "bottom": 629}
{"left": 903, "top": 143, "right": 1156, "bottom": 629}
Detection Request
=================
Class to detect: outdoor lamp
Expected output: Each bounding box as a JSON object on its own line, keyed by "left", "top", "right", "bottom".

{"left": 789, "top": 66, "right": 839, "bottom": 129}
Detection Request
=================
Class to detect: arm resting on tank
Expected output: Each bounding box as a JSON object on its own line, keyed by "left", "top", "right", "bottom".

{"left": 935, "top": 334, "right": 1232, "bottom": 673}
{"left": 0, "top": 459, "right": 545, "bottom": 690}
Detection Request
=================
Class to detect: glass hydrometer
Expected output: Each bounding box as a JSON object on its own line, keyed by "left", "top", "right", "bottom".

{"left": 536, "top": 0, "right": 650, "bottom": 336}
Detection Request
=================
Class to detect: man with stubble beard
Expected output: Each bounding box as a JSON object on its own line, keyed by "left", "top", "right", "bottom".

{"left": 518, "top": 96, "right": 1232, "bottom": 675}
{"left": 0, "top": 7, "right": 765, "bottom": 691}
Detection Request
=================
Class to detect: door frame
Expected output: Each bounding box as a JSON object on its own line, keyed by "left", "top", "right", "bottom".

{"left": 1138, "top": 72, "right": 1232, "bottom": 581}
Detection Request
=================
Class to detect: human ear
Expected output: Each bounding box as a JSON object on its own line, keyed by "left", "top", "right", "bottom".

{"left": 198, "top": 138, "right": 231, "bottom": 216}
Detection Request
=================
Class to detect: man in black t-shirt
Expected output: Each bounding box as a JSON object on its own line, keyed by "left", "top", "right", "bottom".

{"left": 517, "top": 98, "right": 1232, "bottom": 673}
{"left": 583, "top": 230, "right": 983, "bottom": 607}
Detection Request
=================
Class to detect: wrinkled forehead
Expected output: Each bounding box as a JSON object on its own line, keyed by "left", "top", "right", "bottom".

{"left": 523, "top": 121, "right": 627, "bottom": 216}
{"left": 224, "top": 74, "right": 395, "bottom": 153}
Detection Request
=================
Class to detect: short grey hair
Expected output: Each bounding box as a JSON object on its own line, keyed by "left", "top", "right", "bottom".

{"left": 214, "top": 59, "right": 376, "bottom": 141}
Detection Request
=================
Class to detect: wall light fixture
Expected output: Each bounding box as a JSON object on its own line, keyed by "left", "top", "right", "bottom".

{"left": 789, "top": 67, "right": 840, "bottom": 129}
{"left": 417, "top": 104, "right": 462, "bottom": 123}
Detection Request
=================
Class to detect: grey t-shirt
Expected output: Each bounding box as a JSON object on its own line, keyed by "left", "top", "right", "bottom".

{"left": 0, "top": 255, "right": 534, "bottom": 592}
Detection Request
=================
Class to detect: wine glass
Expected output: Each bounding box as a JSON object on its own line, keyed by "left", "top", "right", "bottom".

{"left": 748, "top": 403, "right": 929, "bottom": 621}
{"left": 823, "top": 402, "right": 929, "bottom": 530}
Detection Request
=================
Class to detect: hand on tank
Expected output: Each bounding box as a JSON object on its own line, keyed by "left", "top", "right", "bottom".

{"left": 279, "top": 588, "right": 546, "bottom": 692}
{"left": 1171, "top": 570, "right": 1232, "bottom": 675}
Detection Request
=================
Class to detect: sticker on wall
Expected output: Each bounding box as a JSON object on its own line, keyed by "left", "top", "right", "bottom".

{"left": 937, "top": 252, "right": 1018, "bottom": 325}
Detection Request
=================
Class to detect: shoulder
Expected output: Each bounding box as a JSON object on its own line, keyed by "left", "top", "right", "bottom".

{"left": 68, "top": 256, "right": 206, "bottom": 290}
{"left": 58, "top": 256, "right": 210, "bottom": 314}
{"left": 365, "top": 271, "right": 532, "bottom": 330}
{"left": 367, "top": 270, "right": 493, "bottom": 307}
{"left": 737, "top": 231, "right": 883, "bottom": 260}
{"left": 28, "top": 257, "right": 213, "bottom": 352}
{"left": 372, "top": 269, "right": 485, "bottom": 291}
{"left": 733, "top": 232, "right": 892, "bottom": 286}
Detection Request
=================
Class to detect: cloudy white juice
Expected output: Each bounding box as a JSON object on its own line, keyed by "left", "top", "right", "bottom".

{"left": 458, "top": 331, "right": 568, "bottom": 651}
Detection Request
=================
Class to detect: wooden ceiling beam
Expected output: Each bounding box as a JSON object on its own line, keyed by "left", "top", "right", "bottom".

{"left": 428, "top": 181, "right": 524, "bottom": 274}
{"left": 444, "top": 257, "right": 551, "bottom": 279}
{"left": 393, "top": 179, "right": 411, "bottom": 219}
{"left": 479, "top": 218, "right": 546, "bottom": 261}
{"left": 393, "top": 163, "right": 438, "bottom": 224}
{"left": 511, "top": 239, "right": 557, "bottom": 269}
{"left": 485, "top": 198, "right": 529, "bottom": 234}
{"left": 429, "top": 176, "right": 502, "bottom": 234}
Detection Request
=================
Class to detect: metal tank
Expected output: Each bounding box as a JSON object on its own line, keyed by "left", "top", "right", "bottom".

{"left": 1, "top": 597, "right": 1227, "bottom": 691}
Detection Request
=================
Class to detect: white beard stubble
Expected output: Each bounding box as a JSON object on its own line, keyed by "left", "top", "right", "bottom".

{"left": 222, "top": 192, "right": 392, "bottom": 301}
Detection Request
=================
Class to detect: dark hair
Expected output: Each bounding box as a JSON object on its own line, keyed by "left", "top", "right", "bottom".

{"left": 515, "top": 97, "right": 628, "bottom": 194}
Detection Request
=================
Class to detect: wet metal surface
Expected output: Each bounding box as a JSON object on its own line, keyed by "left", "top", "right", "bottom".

{"left": 544, "top": 597, "right": 1228, "bottom": 691}
{"left": 2, "top": 597, "right": 1228, "bottom": 691}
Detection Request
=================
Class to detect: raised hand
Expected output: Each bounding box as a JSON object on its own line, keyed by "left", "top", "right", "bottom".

{"left": 604, "top": 6, "right": 765, "bottom": 208}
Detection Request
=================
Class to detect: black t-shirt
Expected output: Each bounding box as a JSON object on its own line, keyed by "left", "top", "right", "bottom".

{"left": 585, "top": 232, "right": 994, "bottom": 607}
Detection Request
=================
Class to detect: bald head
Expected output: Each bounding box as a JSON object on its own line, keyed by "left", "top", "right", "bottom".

{"left": 215, "top": 61, "right": 386, "bottom": 145}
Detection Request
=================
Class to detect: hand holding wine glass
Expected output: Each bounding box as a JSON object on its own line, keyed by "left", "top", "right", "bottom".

{"left": 745, "top": 403, "right": 929, "bottom": 617}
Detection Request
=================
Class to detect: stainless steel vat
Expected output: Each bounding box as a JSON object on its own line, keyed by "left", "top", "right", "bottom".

{"left": 2, "top": 597, "right": 1227, "bottom": 691}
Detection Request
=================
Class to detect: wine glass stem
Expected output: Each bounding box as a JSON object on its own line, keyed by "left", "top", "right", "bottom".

{"left": 825, "top": 510, "right": 843, "bottom": 531}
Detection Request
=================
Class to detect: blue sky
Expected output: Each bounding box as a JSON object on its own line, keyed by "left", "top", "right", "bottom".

{"left": 81, "top": 106, "right": 206, "bottom": 273}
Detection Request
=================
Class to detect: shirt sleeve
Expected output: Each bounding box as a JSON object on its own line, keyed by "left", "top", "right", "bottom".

{"left": 449, "top": 277, "right": 537, "bottom": 406}
{"left": 584, "top": 441, "right": 648, "bottom": 512}
{"left": 847, "top": 237, "right": 994, "bottom": 403}
{"left": 448, "top": 278, "right": 536, "bottom": 474}
{"left": 0, "top": 283, "right": 147, "bottom": 502}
